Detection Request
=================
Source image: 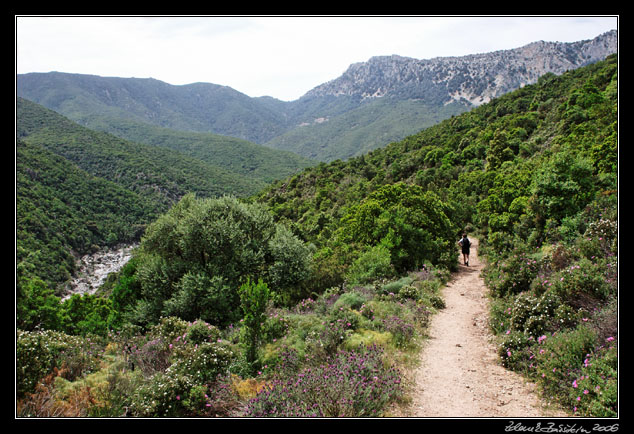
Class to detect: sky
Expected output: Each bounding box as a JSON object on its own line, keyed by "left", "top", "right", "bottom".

{"left": 15, "top": 15, "right": 618, "bottom": 102}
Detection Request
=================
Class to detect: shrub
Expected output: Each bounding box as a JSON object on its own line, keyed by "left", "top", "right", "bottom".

{"left": 380, "top": 276, "right": 413, "bottom": 296}
{"left": 382, "top": 315, "right": 416, "bottom": 349}
{"left": 243, "top": 345, "right": 402, "bottom": 417}
{"left": 498, "top": 330, "right": 532, "bottom": 371}
{"left": 485, "top": 249, "right": 540, "bottom": 297}
{"left": 127, "top": 337, "right": 172, "bottom": 377}
{"left": 262, "top": 312, "right": 290, "bottom": 343}
{"left": 346, "top": 244, "right": 395, "bottom": 284}
{"left": 132, "top": 195, "right": 313, "bottom": 326}
{"left": 168, "top": 341, "right": 234, "bottom": 385}
{"left": 129, "top": 371, "right": 197, "bottom": 417}
{"left": 548, "top": 258, "right": 614, "bottom": 310}
{"left": 148, "top": 316, "right": 189, "bottom": 346}
{"left": 509, "top": 290, "right": 560, "bottom": 337}
{"left": 239, "top": 278, "right": 271, "bottom": 369}
{"left": 534, "top": 325, "right": 597, "bottom": 399}
{"left": 569, "top": 343, "right": 617, "bottom": 417}
{"left": 336, "top": 183, "right": 455, "bottom": 273}
{"left": 16, "top": 329, "right": 102, "bottom": 398}
{"left": 186, "top": 319, "right": 222, "bottom": 345}
{"left": 333, "top": 291, "right": 368, "bottom": 311}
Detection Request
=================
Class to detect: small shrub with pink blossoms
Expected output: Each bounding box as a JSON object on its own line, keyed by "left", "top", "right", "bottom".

{"left": 243, "top": 345, "right": 403, "bottom": 417}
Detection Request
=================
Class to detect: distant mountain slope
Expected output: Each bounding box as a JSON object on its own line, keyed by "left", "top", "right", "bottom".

{"left": 264, "top": 97, "right": 468, "bottom": 160}
{"left": 17, "top": 97, "right": 265, "bottom": 201}
{"left": 17, "top": 30, "right": 617, "bottom": 162}
{"left": 17, "top": 137, "right": 161, "bottom": 289}
{"left": 16, "top": 72, "right": 290, "bottom": 143}
{"left": 17, "top": 97, "right": 312, "bottom": 195}
{"left": 82, "top": 115, "right": 314, "bottom": 185}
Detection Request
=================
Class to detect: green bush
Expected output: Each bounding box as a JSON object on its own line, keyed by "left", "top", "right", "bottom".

{"left": 509, "top": 290, "right": 560, "bottom": 337}
{"left": 168, "top": 341, "right": 234, "bottom": 385}
{"left": 569, "top": 343, "right": 617, "bottom": 417}
{"left": 380, "top": 276, "right": 413, "bottom": 295}
{"left": 498, "top": 330, "right": 532, "bottom": 371}
{"left": 550, "top": 258, "right": 614, "bottom": 302}
{"left": 333, "top": 291, "right": 368, "bottom": 311}
{"left": 185, "top": 319, "right": 222, "bottom": 345}
{"left": 129, "top": 371, "right": 198, "bottom": 417}
{"left": 336, "top": 182, "right": 456, "bottom": 273}
{"left": 148, "top": 316, "right": 189, "bottom": 346}
{"left": 346, "top": 244, "right": 395, "bottom": 284}
{"left": 16, "top": 329, "right": 102, "bottom": 398}
{"left": 534, "top": 325, "right": 597, "bottom": 398}
{"left": 485, "top": 249, "right": 540, "bottom": 297}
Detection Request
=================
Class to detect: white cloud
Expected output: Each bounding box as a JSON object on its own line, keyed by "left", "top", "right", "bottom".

{"left": 16, "top": 15, "right": 618, "bottom": 101}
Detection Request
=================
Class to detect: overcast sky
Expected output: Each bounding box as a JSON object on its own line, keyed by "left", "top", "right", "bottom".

{"left": 15, "top": 15, "right": 618, "bottom": 101}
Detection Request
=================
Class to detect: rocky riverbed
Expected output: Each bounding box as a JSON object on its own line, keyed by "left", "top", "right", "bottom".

{"left": 62, "top": 243, "right": 138, "bottom": 301}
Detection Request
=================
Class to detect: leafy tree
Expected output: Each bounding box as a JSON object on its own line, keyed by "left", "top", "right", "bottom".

{"left": 60, "top": 294, "right": 113, "bottom": 336}
{"left": 238, "top": 278, "right": 271, "bottom": 369}
{"left": 129, "top": 194, "right": 313, "bottom": 326}
{"left": 529, "top": 150, "right": 594, "bottom": 226}
{"left": 16, "top": 278, "right": 63, "bottom": 331}
{"left": 336, "top": 182, "right": 456, "bottom": 272}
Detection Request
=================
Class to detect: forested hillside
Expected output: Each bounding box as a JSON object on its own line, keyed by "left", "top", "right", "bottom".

{"left": 17, "top": 138, "right": 159, "bottom": 288}
{"left": 256, "top": 54, "right": 618, "bottom": 416}
{"left": 256, "top": 54, "right": 617, "bottom": 283}
{"left": 16, "top": 98, "right": 311, "bottom": 292}
{"left": 16, "top": 55, "right": 617, "bottom": 418}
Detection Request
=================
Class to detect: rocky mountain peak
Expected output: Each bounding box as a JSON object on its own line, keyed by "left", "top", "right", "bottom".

{"left": 305, "top": 30, "right": 617, "bottom": 106}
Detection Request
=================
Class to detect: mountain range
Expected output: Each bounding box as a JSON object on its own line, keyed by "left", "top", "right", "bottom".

{"left": 17, "top": 30, "right": 617, "bottom": 162}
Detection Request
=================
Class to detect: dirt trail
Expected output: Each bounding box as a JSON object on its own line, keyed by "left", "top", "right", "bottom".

{"left": 403, "top": 238, "right": 566, "bottom": 418}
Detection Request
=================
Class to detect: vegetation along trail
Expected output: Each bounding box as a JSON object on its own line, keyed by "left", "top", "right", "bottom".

{"left": 405, "top": 238, "right": 566, "bottom": 417}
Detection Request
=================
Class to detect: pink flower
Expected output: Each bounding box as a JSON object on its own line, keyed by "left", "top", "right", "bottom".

{"left": 572, "top": 380, "right": 578, "bottom": 388}
{"left": 176, "top": 395, "right": 180, "bottom": 400}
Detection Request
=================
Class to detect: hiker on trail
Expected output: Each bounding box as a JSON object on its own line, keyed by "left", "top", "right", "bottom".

{"left": 459, "top": 233, "right": 471, "bottom": 266}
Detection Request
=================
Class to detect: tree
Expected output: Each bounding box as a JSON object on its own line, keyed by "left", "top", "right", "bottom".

{"left": 337, "top": 182, "right": 456, "bottom": 272}
{"left": 530, "top": 150, "right": 594, "bottom": 226}
{"left": 16, "top": 277, "right": 62, "bottom": 331}
{"left": 238, "top": 278, "right": 271, "bottom": 370}
{"left": 130, "top": 194, "right": 313, "bottom": 326}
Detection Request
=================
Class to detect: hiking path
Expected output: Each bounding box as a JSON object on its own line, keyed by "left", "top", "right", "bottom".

{"left": 401, "top": 238, "right": 567, "bottom": 418}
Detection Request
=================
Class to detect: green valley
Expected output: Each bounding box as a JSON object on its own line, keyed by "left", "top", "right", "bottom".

{"left": 16, "top": 54, "right": 618, "bottom": 419}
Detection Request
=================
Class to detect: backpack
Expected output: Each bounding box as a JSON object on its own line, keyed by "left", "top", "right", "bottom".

{"left": 462, "top": 237, "right": 470, "bottom": 248}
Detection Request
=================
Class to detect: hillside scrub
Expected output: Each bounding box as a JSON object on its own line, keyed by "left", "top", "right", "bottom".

{"left": 17, "top": 193, "right": 450, "bottom": 417}
{"left": 17, "top": 264, "right": 448, "bottom": 416}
